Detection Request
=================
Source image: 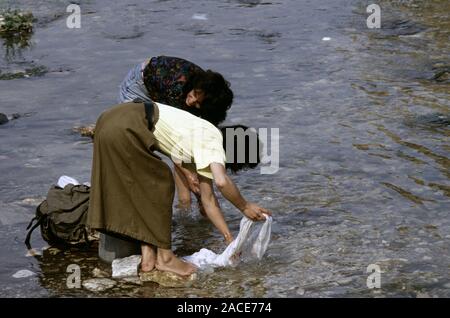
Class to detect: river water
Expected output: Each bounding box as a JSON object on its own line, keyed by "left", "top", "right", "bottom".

{"left": 0, "top": 0, "right": 449, "bottom": 297}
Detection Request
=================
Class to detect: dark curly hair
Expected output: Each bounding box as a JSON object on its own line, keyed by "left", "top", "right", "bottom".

{"left": 183, "top": 70, "right": 233, "bottom": 126}
{"left": 220, "top": 124, "right": 262, "bottom": 173}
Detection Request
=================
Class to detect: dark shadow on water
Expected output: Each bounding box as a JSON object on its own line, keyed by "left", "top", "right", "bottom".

{"left": 232, "top": 0, "right": 275, "bottom": 8}
{"left": 408, "top": 113, "right": 450, "bottom": 128}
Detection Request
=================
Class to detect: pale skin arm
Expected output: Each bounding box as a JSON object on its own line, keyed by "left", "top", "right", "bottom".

{"left": 209, "top": 163, "right": 272, "bottom": 221}
{"left": 198, "top": 176, "right": 234, "bottom": 244}
{"left": 173, "top": 161, "right": 200, "bottom": 194}
{"left": 173, "top": 162, "right": 271, "bottom": 244}
{"left": 173, "top": 165, "right": 193, "bottom": 210}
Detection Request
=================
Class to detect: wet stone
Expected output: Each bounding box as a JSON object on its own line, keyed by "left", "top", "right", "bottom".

{"left": 296, "top": 288, "right": 305, "bottom": 296}
{"left": 378, "top": 19, "right": 426, "bottom": 37}
{"left": 0, "top": 113, "right": 8, "bottom": 125}
{"left": 112, "top": 255, "right": 141, "bottom": 278}
{"left": 12, "top": 270, "right": 35, "bottom": 278}
{"left": 92, "top": 268, "right": 110, "bottom": 278}
{"left": 120, "top": 276, "right": 143, "bottom": 286}
{"left": 431, "top": 66, "right": 450, "bottom": 83}
{"left": 337, "top": 277, "right": 354, "bottom": 286}
{"left": 139, "top": 270, "right": 197, "bottom": 288}
{"left": 20, "top": 197, "right": 45, "bottom": 206}
{"left": 82, "top": 278, "right": 117, "bottom": 292}
{"left": 25, "top": 249, "right": 41, "bottom": 257}
{"left": 416, "top": 292, "right": 431, "bottom": 298}
{"left": 72, "top": 124, "right": 95, "bottom": 138}
{"left": 47, "top": 248, "right": 61, "bottom": 255}
{"left": 0, "top": 66, "right": 48, "bottom": 80}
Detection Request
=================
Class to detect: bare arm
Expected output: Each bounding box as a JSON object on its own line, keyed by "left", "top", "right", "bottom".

{"left": 198, "top": 176, "right": 233, "bottom": 244}
{"left": 210, "top": 163, "right": 271, "bottom": 221}
{"left": 173, "top": 161, "right": 200, "bottom": 194}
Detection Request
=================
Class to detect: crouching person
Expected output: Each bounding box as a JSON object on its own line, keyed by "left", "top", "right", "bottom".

{"left": 87, "top": 101, "right": 270, "bottom": 277}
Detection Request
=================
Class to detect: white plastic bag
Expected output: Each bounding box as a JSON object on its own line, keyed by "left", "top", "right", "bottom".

{"left": 184, "top": 214, "right": 272, "bottom": 270}
{"left": 57, "top": 175, "right": 90, "bottom": 188}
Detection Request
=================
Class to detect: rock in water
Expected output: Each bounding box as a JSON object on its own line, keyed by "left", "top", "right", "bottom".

{"left": 139, "top": 270, "right": 197, "bottom": 288}
{"left": 92, "top": 268, "right": 110, "bottom": 278}
{"left": 112, "top": 255, "right": 141, "bottom": 278}
{"left": 25, "top": 249, "right": 41, "bottom": 257}
{"left": 0, "top": 113, "right": 8, "bottom": 125}
{"left": 120, "top": 276, "right": 143, "bottom": 286}
{"left": 12, "top": 269, "right": 35, "bottom": 278}
{"left": 82, "top": 278, "right": 117, "bottom": 292}
{"left": 73, "top": 124, "right": 95, "bottom": 138}
{"left": 20, "top": 197, "right": 45, "bottom": 206}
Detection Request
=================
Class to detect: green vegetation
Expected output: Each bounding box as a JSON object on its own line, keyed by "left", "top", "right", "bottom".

{"left": 0, "top": 9, "right": 34, "bottom": 34}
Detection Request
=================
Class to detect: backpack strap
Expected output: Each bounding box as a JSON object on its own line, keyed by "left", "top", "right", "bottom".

{"left": 144, "top": 101, "right": 156, "bottom": 131}
{"left": 24, "top": 202, "right": 45, "bottom": 250}
{"left": 83, "top": 227, "right": 91, "bottom": 248}
{"left": 26, "top": 216, "right": 38, "bottom": 231}
{"left": 24, "top": 217, "right": 43, "bottom": 250}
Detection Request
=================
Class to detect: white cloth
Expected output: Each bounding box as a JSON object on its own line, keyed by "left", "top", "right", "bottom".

{"left": 57, "top": 175, "right": 91, "bottom": 188}
{"left": 184, "top": 214, "right": 272, "bottom": 270}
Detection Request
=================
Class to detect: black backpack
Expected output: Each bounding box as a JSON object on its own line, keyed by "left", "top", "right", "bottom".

{"left": 25, "top": 184, "right": 91, "bottom": 250}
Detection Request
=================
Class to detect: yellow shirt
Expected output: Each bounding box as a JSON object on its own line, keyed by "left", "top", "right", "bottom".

{"left": 153, "top": 102, "right": 226, "bottom": 179}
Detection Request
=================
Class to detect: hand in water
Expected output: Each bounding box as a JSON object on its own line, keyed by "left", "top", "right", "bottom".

{"left": 223, "top": 234, "right": 241, "bottom": 261}
{"left": 224, "top": 233, "right": 234, "bottom": 245}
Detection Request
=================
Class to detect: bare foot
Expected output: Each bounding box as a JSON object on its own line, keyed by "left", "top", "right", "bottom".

{"left": 141, "top": 263, "right": 155, "bottom": 272}
{"left": 156, "top": 249, "right": 197, "bottom": 277}
{"left": 140, "top": 244, "right": 156, "bottom": 272}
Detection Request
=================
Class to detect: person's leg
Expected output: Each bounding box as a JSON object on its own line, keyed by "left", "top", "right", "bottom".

{"left": 140, "top": 243, "right": 156, "bottom": 272}
{"left": 174, "top": 167, "right": 192, "bottom": 212}
{"left": 156, "top": 248, "right": 197, "bottom": 276}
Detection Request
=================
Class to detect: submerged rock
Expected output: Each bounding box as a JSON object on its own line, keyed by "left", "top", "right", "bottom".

{"left": 139, "top": 270, "right": 197, "bottom": 288}
{"left": 431, "top": 66, "right": 450, "bottom": 83}
{"left": 92, "top": 268, "right": 110, "bottom": 278}
{"left": 12, "top": 269, "right": 35, "bottom": 278}
{"left": 47, "top": 247, "right": 61, "bottom": 255}
{"left": 82, "top": 278, "right": 117, "bottom": 292}
{"left": 0, "top": 65, "right": 47, "bottom": 80}
{"left": 73, "top": 124, "right": 95, "bottom": 138}
{"left": 112, "top": 255, "right": 141, "bottom": 278}
{"left": 120, "top": 276, "right": 143, "bottom": 286}
{"left": 25, "top": 249, "right": 42, "bottom": 257}
{"left": 20, "top": 197, "right": 45, "bottom": 206}
{"left": 412, "top": 113, "right": 450, "bottom": 128}
{"left": 0, "top": 113, "right": 8, "bottom": 125}
{"left": 379, "top": 19, "right": 427, "bottom": 37}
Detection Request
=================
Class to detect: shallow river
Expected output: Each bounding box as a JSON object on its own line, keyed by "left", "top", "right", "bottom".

{"left": 0, "top": 0, "right": 449, "bottom": 297}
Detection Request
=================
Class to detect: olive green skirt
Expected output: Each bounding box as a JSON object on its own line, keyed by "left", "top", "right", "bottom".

{"left": 87, "top": 102, "right": 174, "bottom": 249}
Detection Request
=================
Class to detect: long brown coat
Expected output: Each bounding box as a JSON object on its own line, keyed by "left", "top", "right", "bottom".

{"left": 87, "top": 102, "right": 174, "bottom": 249}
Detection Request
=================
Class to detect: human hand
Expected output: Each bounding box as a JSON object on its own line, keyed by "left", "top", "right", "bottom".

{"left": 242, "top": 202, "right": 272, "bottom": 221}
{"left": 185, "top": 171, "right": 200, "bottom": 194}
{"left": 224, "top": 233, "right": 234, "bottom": 245}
